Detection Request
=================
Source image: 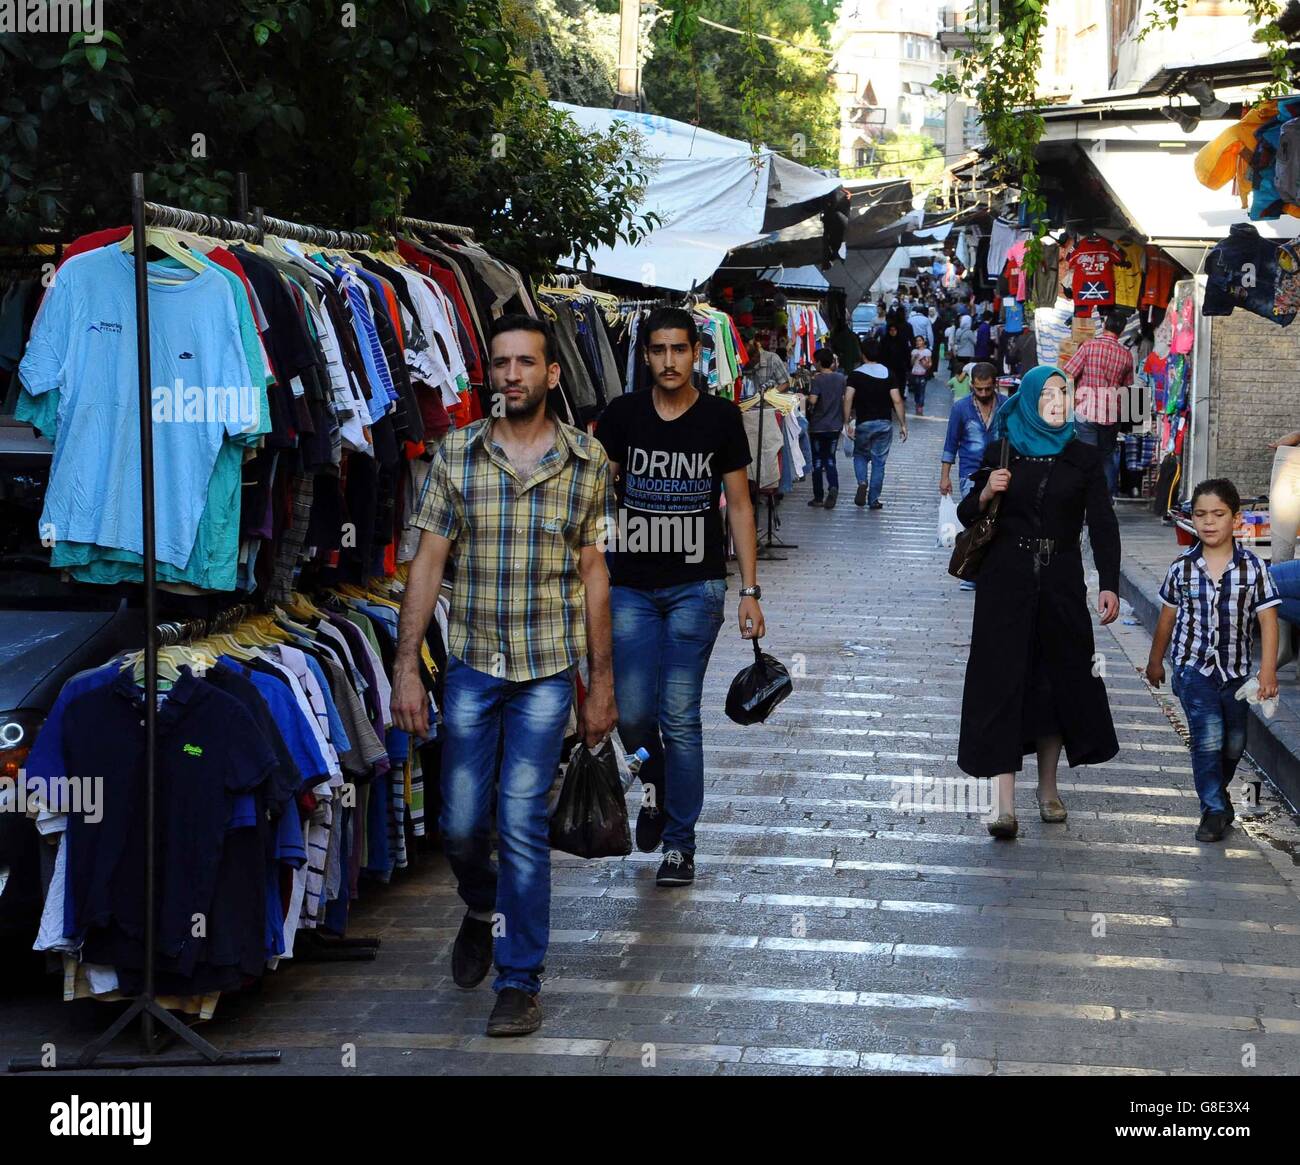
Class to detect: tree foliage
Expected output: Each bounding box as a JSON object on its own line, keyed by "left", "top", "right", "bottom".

{"left": 643, "top": 0, "right": 839, "bottom": 167}
{"left": 0, "top": 0, "right": 654, "bottom": 271}
{"left": 842, "top": 130, "right": 944, "bottom": 187}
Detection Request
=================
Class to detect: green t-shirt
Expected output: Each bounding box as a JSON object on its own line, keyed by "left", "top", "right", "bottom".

{"left": 948, "top": 374, "right": 971, "bottom": 401}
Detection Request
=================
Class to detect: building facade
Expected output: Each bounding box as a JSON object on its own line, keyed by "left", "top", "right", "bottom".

{"left": 832, "top": 0, "right": 975, "bottom": 172}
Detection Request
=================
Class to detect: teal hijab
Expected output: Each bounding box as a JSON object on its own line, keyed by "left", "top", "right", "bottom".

{"left": 994, "top": 364, "right": 1074, "bottom": 456}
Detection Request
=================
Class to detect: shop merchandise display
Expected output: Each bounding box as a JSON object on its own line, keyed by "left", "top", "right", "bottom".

{"left": 9, "top": 223, "right": 553, "bottom": 600}
{"left": 1196, "top": 95, "right": 1300, "bottom": 222}
{"left": 1203, "top": 222, "right": 1299, "bottom": 326}
{"left": 22, "top": 580, "right": 450, "bottom": 1016}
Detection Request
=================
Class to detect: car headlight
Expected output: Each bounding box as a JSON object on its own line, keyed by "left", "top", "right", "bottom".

{"left": 0, "top": 710, "right": 45, "bottom": 784}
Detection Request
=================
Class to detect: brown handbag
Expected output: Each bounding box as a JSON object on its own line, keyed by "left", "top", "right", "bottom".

{"left": 948, "top": 438, "right": 1010, "bottom": 581}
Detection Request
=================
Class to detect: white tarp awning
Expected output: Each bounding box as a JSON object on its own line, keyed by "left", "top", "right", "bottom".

{"left": 552, "top": 102, "right": 842, "bottom": 291}
{"left": 1082, "top": 141, "right": 1300, "bottom": 247}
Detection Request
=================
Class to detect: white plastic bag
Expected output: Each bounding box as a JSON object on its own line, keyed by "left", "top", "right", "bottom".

{"left": 937, "top": 495, "right": 960, "bottom": 549}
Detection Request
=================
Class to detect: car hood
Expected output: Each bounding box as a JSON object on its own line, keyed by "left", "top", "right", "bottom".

{"left": 0, "top": 609, "right": 120, "bottom": 711}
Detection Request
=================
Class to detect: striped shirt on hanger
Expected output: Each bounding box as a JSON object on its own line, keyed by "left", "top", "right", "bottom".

{"left": 1158, "top": 540, "right": 1280, "bottom": 680}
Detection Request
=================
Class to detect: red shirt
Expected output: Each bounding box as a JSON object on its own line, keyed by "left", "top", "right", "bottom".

{"left": 1067, "top": 238, "right": 1126, "bottom": 316}
{"left": 1140, "top": 247, "right": 1177, "bottom": 310}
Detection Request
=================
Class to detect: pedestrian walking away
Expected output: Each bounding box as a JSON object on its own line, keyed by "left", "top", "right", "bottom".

{"left": 956, "top": 365, "right": 1121, "bottom": 839}
{"left": 909, "top": 334, "right": 932, "bottom": 416}
{"left": 595, "top": 307, "right": 768, "bottom": 888}
{"left": 844, "top": 335, "right": 907, "bottom": 510}
{"left": 805, "top": 346, "right": 849, "bottom": 508}
{"left": 1064, "top": 309, "right": 1135, "bottom": 498}
{"left": 1144, "top": 478, "right": 1281, "bottom": 842}
{"left": 951, "top": 313, "right": 976, "bottom": 378}
{"left": 940, "top": 361, "right": 1004, "bottom": 591}
{"left": 392, "top": 314, "right": 618, "bottom": 1038}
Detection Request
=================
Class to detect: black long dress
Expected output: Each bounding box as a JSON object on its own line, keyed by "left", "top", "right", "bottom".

{"left": 955, "top": 438, "right": 1121, "bottom": 778}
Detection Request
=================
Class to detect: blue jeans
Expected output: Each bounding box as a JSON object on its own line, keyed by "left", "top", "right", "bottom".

{"left": 1170, "top": 666, "right": 1247, "bottom": 815}
{"left": 1269, "top": 559, "right": 1300, "bottom": 626}
{"left": 909, "top": 374, "right": 928, "bottom": 412}
{"left": 853, "top": 420, "right": 893, "bottom": 504}
{"left": 811, "top": 432, "right": 840, "bottom": 498}
{"left": 439, "top": 655, "right": 574, "bottom": 995}
{"left": 1074, "top": 419, "right": 1120, "bottom": 495}
{"left": 611, "top": 580, "right": 726, "bottom": 855}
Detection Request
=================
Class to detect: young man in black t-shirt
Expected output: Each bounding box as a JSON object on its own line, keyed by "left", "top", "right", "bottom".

{"left": 595, "top": 308, "right": 766, "bottom": 886}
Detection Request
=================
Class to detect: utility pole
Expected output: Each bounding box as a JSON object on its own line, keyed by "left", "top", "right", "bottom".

{"left": 615, "top": 0, "right": 640, "bottom": 110}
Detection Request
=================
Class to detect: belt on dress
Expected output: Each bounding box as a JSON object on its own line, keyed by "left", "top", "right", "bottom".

{"left": 1012, "top": 535, "right": 1071, "bottom": 566}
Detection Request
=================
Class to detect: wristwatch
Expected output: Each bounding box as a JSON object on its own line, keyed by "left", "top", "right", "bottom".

{"left": 739, "top": 585, "right": 762, "bottom": 600}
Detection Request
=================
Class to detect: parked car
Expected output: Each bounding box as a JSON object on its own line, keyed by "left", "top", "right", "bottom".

{"left": 0, "top": 418, "right": 143, "bottom": 951}
{"left": 850, "top": 302, "right": 879, "bottom": 335}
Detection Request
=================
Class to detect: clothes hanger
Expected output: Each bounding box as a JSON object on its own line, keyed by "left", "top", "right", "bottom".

{"left": 120, "top": 227, "right": 209, "bottom": 275}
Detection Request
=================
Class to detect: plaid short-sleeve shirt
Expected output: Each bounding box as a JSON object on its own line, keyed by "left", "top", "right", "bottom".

{"left": 411, "top": 418, "right": 615, "bottom": 682}
{"left": 1158, "top": 540, "right": 1280, "bottom": 680}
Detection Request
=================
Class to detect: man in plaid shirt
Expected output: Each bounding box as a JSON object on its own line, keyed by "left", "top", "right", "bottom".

{"left": 392, "top": 315, "right": 617, "bottom": 1038}
{"left": 1063, "top": 310, "right": 1134, "bottom": 497}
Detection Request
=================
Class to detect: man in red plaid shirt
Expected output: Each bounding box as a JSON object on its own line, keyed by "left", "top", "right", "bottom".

{"left": 1063, "top": 311, "right": 1134, "bottom": 497}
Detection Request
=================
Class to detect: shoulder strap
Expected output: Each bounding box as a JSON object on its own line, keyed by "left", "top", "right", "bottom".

{"left": 997, "top": 437, "right": 1010, "bottom": 468}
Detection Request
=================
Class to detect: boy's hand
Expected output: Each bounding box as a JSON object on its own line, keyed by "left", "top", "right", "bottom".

{"left": 1145, "top": 660, "right": 1165, "bottom": 688}
{"left": 1258, "top": 668, "right": 1279, "bottom": 701}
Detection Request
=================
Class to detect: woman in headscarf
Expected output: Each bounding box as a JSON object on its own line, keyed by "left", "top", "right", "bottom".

{"left": 956, "top": 366, "right": 1121, "bottom": 839}
{"left": 950, "top": 313, "right": 976, "bottom": 379}
{"left": 881, "top": 307, "right": 914, "bottom": 395}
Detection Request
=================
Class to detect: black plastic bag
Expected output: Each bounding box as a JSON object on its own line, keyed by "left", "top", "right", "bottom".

{"left": 725, "top": 639, "right": 794, "bottom": 725}
{"left": 548, "top": 740, "right": 633, "bottom": 859}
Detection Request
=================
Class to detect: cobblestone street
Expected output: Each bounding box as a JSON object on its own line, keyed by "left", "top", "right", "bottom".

{"left": 6, "top": 386, "right": 1300, "bottom": 1078}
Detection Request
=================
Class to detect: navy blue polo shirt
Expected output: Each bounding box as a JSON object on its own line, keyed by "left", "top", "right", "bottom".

{"left": 62, "top": 666, "right": 278, "bottom": 973}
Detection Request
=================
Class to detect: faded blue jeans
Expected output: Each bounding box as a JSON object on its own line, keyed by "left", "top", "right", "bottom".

{"left": 1269, "top": 559, "right": 1300, "bottom": 626}
{"left": 611, "top": 579, "right": 726, "bottom": 855}
{"left": 1171, "top": 665, "right": 1247, "bottom": 815}
{"left": 440, "top": 655, "right": 574, "bottom": 995}
{"left": 853, "top": 420, "right": 893, "bottom": 505}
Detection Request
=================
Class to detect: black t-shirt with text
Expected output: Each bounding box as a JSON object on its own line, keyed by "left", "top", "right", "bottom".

{"left": 595, "top": 389, "right": 752, "bottom": 588}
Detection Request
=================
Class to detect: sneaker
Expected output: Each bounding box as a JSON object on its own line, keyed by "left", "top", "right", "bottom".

{"left": 656, "top": 849, "right": 695, "bottom": 886}
{"left": 868, "top": 501, "right": 884, "bottom": 511}
{"left": 486, "top": 987, "right": 542, "bottom": 1037}
{"left": 451, "top": 913, "right": 494, "bottom": 989}
{"left": 807, "top": 496, "right": 824, "bottom": 506}
{"left": 635, "top": 789, "right": 666, "bottom": 853}
{"left": 1195, "top": 810, "right": 1231, "bottom": 843}
{"left": 854, "top": 484, "right": 868, "bottom": 507}
{"left": 823, "top": 488, "right": 838, "bottom": 509}
{"left": 959, "top": 579, "right": 976, "bottom": 592}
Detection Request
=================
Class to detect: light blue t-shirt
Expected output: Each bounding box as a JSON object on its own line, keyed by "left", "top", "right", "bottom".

{"left": 18, "top": 247, "right": 256, "bottom": 570}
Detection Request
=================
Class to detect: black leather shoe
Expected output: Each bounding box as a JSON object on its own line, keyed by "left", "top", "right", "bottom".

{"left": 1195, "top": 810, "right": 1230, "bottom": 843}
{"left": 486, "top": 987, "right": 542, "bottom": 1037}
{"left": 451, "top": 914, "right": 493, "bottom": 988}
{"left": 636, "top": 788, "right": 666, "bottom": 853}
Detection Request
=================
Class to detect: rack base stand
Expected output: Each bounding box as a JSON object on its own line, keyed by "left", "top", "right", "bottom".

{"left": 7, "top": 994, "right": 281, "bottom": 1072}
{"left": 757, "top": 491, "right": 796, "bottom": 561}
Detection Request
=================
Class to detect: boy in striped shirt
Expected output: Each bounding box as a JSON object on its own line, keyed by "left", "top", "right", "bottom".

{"left": 1145, "top": 479, "right": 1280, "bottom": 842}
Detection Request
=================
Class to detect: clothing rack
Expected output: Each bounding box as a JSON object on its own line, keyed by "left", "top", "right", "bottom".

{"left": 396, "top": 214, "right": 477, "bottom": 241}
{"left": 8, "top": 177, "right": 291, "bottom": 1074}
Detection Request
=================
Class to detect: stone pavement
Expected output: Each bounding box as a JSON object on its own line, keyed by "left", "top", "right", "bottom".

{"left": 5, "top": 381, "right": 1300, "bottom": 1077}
